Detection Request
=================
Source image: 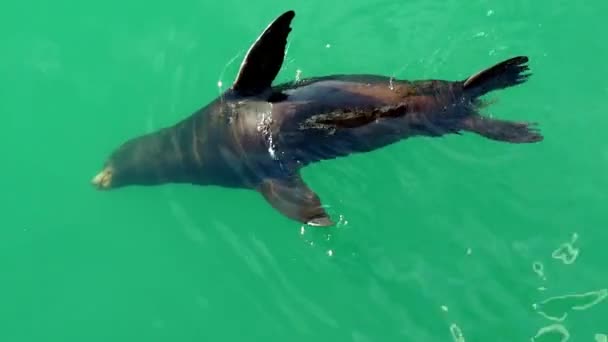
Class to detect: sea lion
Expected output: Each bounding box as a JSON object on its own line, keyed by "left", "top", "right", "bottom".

{"left": 92, "top": 10, "right": 543, "bottom": 226}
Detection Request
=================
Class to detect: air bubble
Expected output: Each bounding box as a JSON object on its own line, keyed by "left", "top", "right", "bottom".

{"left": 533, "top": 261, "right": 546, "bottom": 280}
{"left": 552, "top": 233, "right": 580, "bottom": 265}
{"left": 449, "top": 324, "right": 465, "bottom": 342}
{"left": 531, "top": 324, "right": 570, "bottom": 342}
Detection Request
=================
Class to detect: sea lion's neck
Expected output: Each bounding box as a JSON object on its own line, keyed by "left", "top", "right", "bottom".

{"left": 110, "top": 116, "right": 212, "bottom": 187}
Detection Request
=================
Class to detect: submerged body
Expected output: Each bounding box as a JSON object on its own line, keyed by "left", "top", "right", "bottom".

{"left": 93, "top": 10, "right": 542, "bottom": 226}
{"left": 205, "top": 75, "right": 480, "bottom": 185}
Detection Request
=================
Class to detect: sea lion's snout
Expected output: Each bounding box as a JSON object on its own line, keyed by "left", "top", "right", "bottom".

{"left": 91, "top": 167, "right": 113, "bottom": 190}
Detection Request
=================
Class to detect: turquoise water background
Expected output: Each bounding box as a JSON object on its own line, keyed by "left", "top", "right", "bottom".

{"left": 2, "top": 0, "right": 607, "bottom": 341}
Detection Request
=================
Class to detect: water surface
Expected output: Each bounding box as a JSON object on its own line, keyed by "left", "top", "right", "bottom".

{"left": 1, "top": 0, "right": 607, "bottom": 341}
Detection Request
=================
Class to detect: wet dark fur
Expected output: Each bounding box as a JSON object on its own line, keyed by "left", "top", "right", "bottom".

{"left": 95, "top": 11, "right": 542, "bottom": 226}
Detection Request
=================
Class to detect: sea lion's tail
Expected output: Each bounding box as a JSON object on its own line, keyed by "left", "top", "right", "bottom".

{"left": 460, "top": 115, "right": 543, "bottom": 143}
{"left": 458, "top": 56, "right": 542, "bottom": 143}
{"left": 462, "top": 56, "right": 531, "bottom": 98}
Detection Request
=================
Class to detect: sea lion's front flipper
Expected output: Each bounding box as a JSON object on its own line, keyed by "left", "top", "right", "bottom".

{"left": 258, "top": 174, "right": 334, "bottom": 227}
{"left": 231, "top": 10, "right": 295, "bottom": 95}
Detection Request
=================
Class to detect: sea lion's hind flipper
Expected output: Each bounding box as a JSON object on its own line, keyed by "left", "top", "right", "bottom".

{"left": 463, "top": 56, "right": 531, "bottom": 98}
{"left": 231, "top": 10, "right": 296, "bottom": 96}
{"left": 462, "top": 115, "right": 543, "bottom": 143}
{"left": 258, "top": 174, "right": 334, "bottom": 227}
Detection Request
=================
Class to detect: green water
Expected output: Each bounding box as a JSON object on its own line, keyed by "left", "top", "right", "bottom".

{"left": 2, "top": 0, "right": 607, "bottom": 341}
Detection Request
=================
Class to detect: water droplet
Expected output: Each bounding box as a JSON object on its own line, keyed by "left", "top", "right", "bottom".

{"left": 441, "top": 305, "right": 449, "bottom": 312}
{"left": 337, "top": 215, "right": 349, "bottom": 227}
{"left": 487, "top": 10, "right": 494, "bottom": 16}
{"left": 217, "top": 80, "right": 223, "bottom": 88}
{"left": 327, "top": 250, "right": 333, "bottom": 257}
{"left": 325, "top": 43, "right": 331, "bottom": 48}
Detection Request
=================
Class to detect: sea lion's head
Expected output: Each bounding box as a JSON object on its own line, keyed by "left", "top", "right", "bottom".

{"left": 91, "top": 165, "right": 115, "bottom": 190}
{"left": 91, "top": 143, "right": 141, "bottom": 190}
{"left": 92, "top": 135, "right": 169, "bottom": 190}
